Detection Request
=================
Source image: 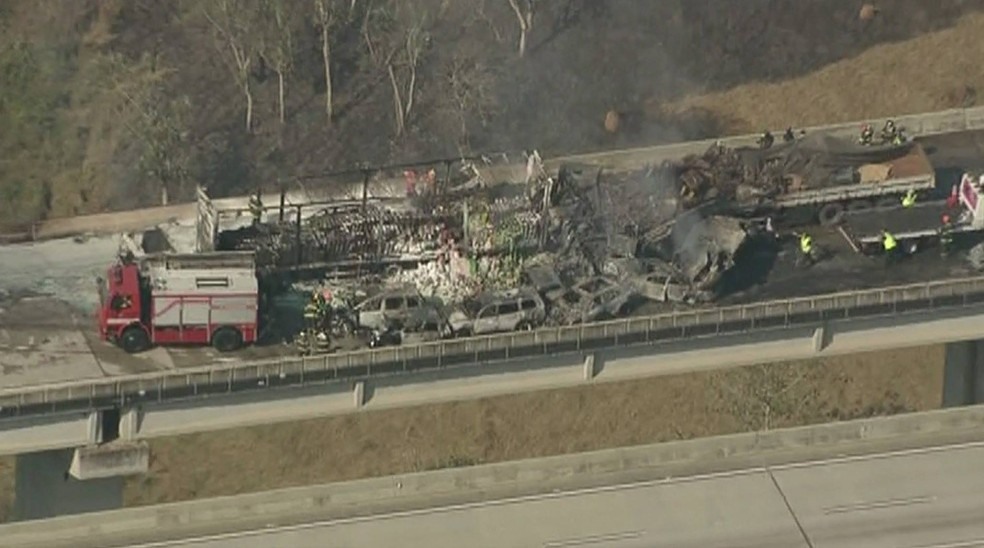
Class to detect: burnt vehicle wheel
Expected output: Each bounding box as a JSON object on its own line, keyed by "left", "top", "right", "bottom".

{"left": 212, "top": 327, "right": 243, "bottom": 352}
{"left": 818, "top": 203, "right": 845, "bottom": 226}
{"left": 120, "top": 326, "right": 150, "bottom": 354}
{"left": 515, "top": 321, "right": 534, "bottom": 332}
{"left": 455, "top": 328, "right": 472, "bottom": 338}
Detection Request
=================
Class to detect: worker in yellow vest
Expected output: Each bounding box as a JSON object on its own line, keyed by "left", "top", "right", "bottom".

{"left": 882, "top": 229, "right": 900, "bottom": 266}
{"left": 901, "top": 189, "right": 916, "bottom": 208}
{"left": 798, "top": 232, "right": 816, "bottom": 267}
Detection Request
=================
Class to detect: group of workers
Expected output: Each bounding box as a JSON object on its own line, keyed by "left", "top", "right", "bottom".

{"left": 759, "top": 120, "right": 904, "bottom": 150}
{"left": 797, "top": 187, "right": 956, "bottom": 267}
{"left": 757, "top": 127, "right": 800, "bottom": 149}
{"left": 859, "top": 119, "right": 906, "bottom": 146}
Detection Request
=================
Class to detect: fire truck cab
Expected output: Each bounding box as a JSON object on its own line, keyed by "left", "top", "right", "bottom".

{"left": 98, "top": 251, "right": 259, "bottom": 353}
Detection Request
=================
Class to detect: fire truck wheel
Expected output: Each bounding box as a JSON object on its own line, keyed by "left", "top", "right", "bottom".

{"left": 212, "top": 327, "right": 243, "bottom": 353}
{"left": 120, "top": 327, "right": 150, "bottom": 354}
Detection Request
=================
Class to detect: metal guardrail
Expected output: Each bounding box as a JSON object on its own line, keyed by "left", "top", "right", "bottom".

{"left": 4, "top": 275, "right": 984, "bottom": 418}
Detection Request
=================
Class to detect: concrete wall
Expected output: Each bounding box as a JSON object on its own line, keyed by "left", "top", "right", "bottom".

{"left": 11, "top": 449, "right": 123, "bottom": 523}
{"left": 5, "top": 403, "right": 984, "bottom": 547}
{"left": 943, "top": 340, "right": 984, "bottom": 407}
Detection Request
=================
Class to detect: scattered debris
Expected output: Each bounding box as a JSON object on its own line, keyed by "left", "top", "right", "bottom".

{"left": 967, "top": 242, "right": 984, "bottom": 270}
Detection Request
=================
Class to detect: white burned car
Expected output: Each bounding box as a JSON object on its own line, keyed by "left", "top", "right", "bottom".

{"left": 448, "top": 288, "right": 546, "bottom": 337}
{"left": 355, "top": 289, "right": 449, "bottom": 335}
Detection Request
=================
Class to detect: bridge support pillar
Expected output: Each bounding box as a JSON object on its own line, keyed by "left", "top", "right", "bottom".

{"left": 942, "top": 340, "right": 984, "bottom": 407}
{"left": 118, "top": 407, "right": 141, "bottom": 441}
{"left": 85, "top": 411, "right": 102, "bottom": 445}
{"left": 353, "top": 381, "right": 366, "bottom": 408}
{"left": 583, "top": 354, "right": 597, "bottom": 381}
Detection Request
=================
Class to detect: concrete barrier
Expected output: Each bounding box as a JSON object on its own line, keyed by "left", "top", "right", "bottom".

{"left": 5, "top": 404, "right": 984, "bottom": 546}
{"left": 68, "top": 442, "right": 150, "bottom": 480}
{"left": 10, "top": 105, "right": 984, "bottom": 242}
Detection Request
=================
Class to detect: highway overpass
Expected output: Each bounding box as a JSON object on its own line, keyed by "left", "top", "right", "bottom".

{"left": 6, "top": 403, "right": 984, "bottom": 548}
{"left": 2, "top": 275, "right": 984, "bottom": 461}
{"left": 5, "top": 106, "right": 984, "bottom": 476}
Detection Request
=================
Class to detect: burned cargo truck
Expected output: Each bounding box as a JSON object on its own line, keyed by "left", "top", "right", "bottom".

{"left": 666, "top": 134, "right": 936, "bottom": 226}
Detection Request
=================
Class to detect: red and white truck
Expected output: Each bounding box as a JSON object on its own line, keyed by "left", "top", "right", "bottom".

{"left": 98, "top": 251, "right": 259, "bottom": 353}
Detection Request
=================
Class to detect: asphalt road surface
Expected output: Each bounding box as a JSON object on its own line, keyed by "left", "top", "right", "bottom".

{"left": 122, "top": 441, "right": 984, "bottom": 548}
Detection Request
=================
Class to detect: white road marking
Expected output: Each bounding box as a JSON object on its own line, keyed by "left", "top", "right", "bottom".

{"left": 822, "top": 495, "right": 936, "bottom": 515}
{"left": 543, "top": 530, "right": 646, "bottom": 547}
{"left": 123, "top": 438, "right": 984, "bottom": 547}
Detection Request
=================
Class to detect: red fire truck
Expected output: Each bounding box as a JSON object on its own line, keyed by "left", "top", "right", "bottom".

{"left": 98, "top": 251, "right": 259, "bottom": 353}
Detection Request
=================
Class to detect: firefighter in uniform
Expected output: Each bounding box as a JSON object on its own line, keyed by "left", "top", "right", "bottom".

{"left": 758, "top": 130, "right": 774, "bottom": 149}
{"left": 901, "top": 189, "right": 917, "bottom": 208}
{"left": 881, "top": 119, "right": 898, "bottom": 143}
{"left": 314, "top": 331, "right": 331, "bottom": 353}
{"left": 939, "top": 214, "right": 955, "bottom": 257}
{"left": 798, "top": 232, "right": 815, "bottom": 267}
{"left": 295, "top": 330, "right": 311, "bottom": 356}
{"left": 303, "top": 293, "right": 320, "bottom": 330}
{"left": 248, "top": 190, "right": 263, "bottom": 225}
{"left": 883, "top": 229, "right": 900, "bottom": 266}
{"left": 859, "top": 124, "right": 875, "bottom": 146}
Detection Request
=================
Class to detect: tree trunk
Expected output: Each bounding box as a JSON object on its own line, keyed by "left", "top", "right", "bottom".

{"left": 404, "top": 65, "right": 416, "bottom": 122}
{"left": 322, "top": 29, "right": 333, "bottom": 122}
{"left": 518, "top": 29, "right": 527, "bottom": 57}
{"left": 244, "top": 81, "right": 253, "bottom": 133}
{"left": 277, "top": 69, "right": 286, "bottom": 124}
{"left": 387, "top": 62, "right": 405, "bottom": 136}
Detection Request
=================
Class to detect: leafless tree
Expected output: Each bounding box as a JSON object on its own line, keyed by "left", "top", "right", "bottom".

{"left": 367, "top": 2, "right": 431, "bottom": 137}
{"left": 506, "top": 0, "right": 534, "bottom": 58}
{"left": 260, "top": 0, "right": 296, "bottom": 125}
{"left": 446, "top": 54, "right": 498, "bottom": 151}
{"left": 203, "top": 0, "right": 259, "bottom": 133}
{"left": 96, "top": 53, "right": 192, "bottom": 205}
{"left": 312, "top": 0, "right": 338, "bottom": 123}
{"left": 710, "top": 362, "right": 835, "bottom": 431}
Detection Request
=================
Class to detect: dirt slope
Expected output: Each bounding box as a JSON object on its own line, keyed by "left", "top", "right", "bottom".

{"left": 662, "top": 12, "right": 984, "bottom": 133}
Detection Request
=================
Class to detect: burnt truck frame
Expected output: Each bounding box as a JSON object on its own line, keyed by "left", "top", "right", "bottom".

{"left": 711, "top": 141, "right": 937, "bottom": 227}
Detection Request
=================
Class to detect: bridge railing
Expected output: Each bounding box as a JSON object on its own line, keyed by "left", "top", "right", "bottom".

{"left": 4, "top": 275, "right": 984, "bottom": 417}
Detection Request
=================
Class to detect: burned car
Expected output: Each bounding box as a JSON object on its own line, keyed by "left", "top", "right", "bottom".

{"left": 368, "top": 310, "right": 451, "bottom": 348}
{"left": 448, "top": 288, "right": 546, "bottom": 337}
{"left": 355, "top": 289, "right": 447, "bottom": 333}
{"left": 554, "top": 276, "right": 637, "bottom": 324}
{"left": 630, "top": 262, "right": 714, "bottom": 304}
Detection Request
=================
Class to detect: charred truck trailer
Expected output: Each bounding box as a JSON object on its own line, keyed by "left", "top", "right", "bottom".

{"left": 98, "top": 251, "right": 259, "bottom": 353}
{"left": 667, "top": 134, "right": 937, "bottom": 226}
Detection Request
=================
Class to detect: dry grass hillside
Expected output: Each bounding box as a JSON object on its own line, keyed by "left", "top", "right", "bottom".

{"left": 124, "top": 345, "right": 944, "bottom": 506}
{"left": 662, "top": 11, "right": 984, "bottom": 132}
